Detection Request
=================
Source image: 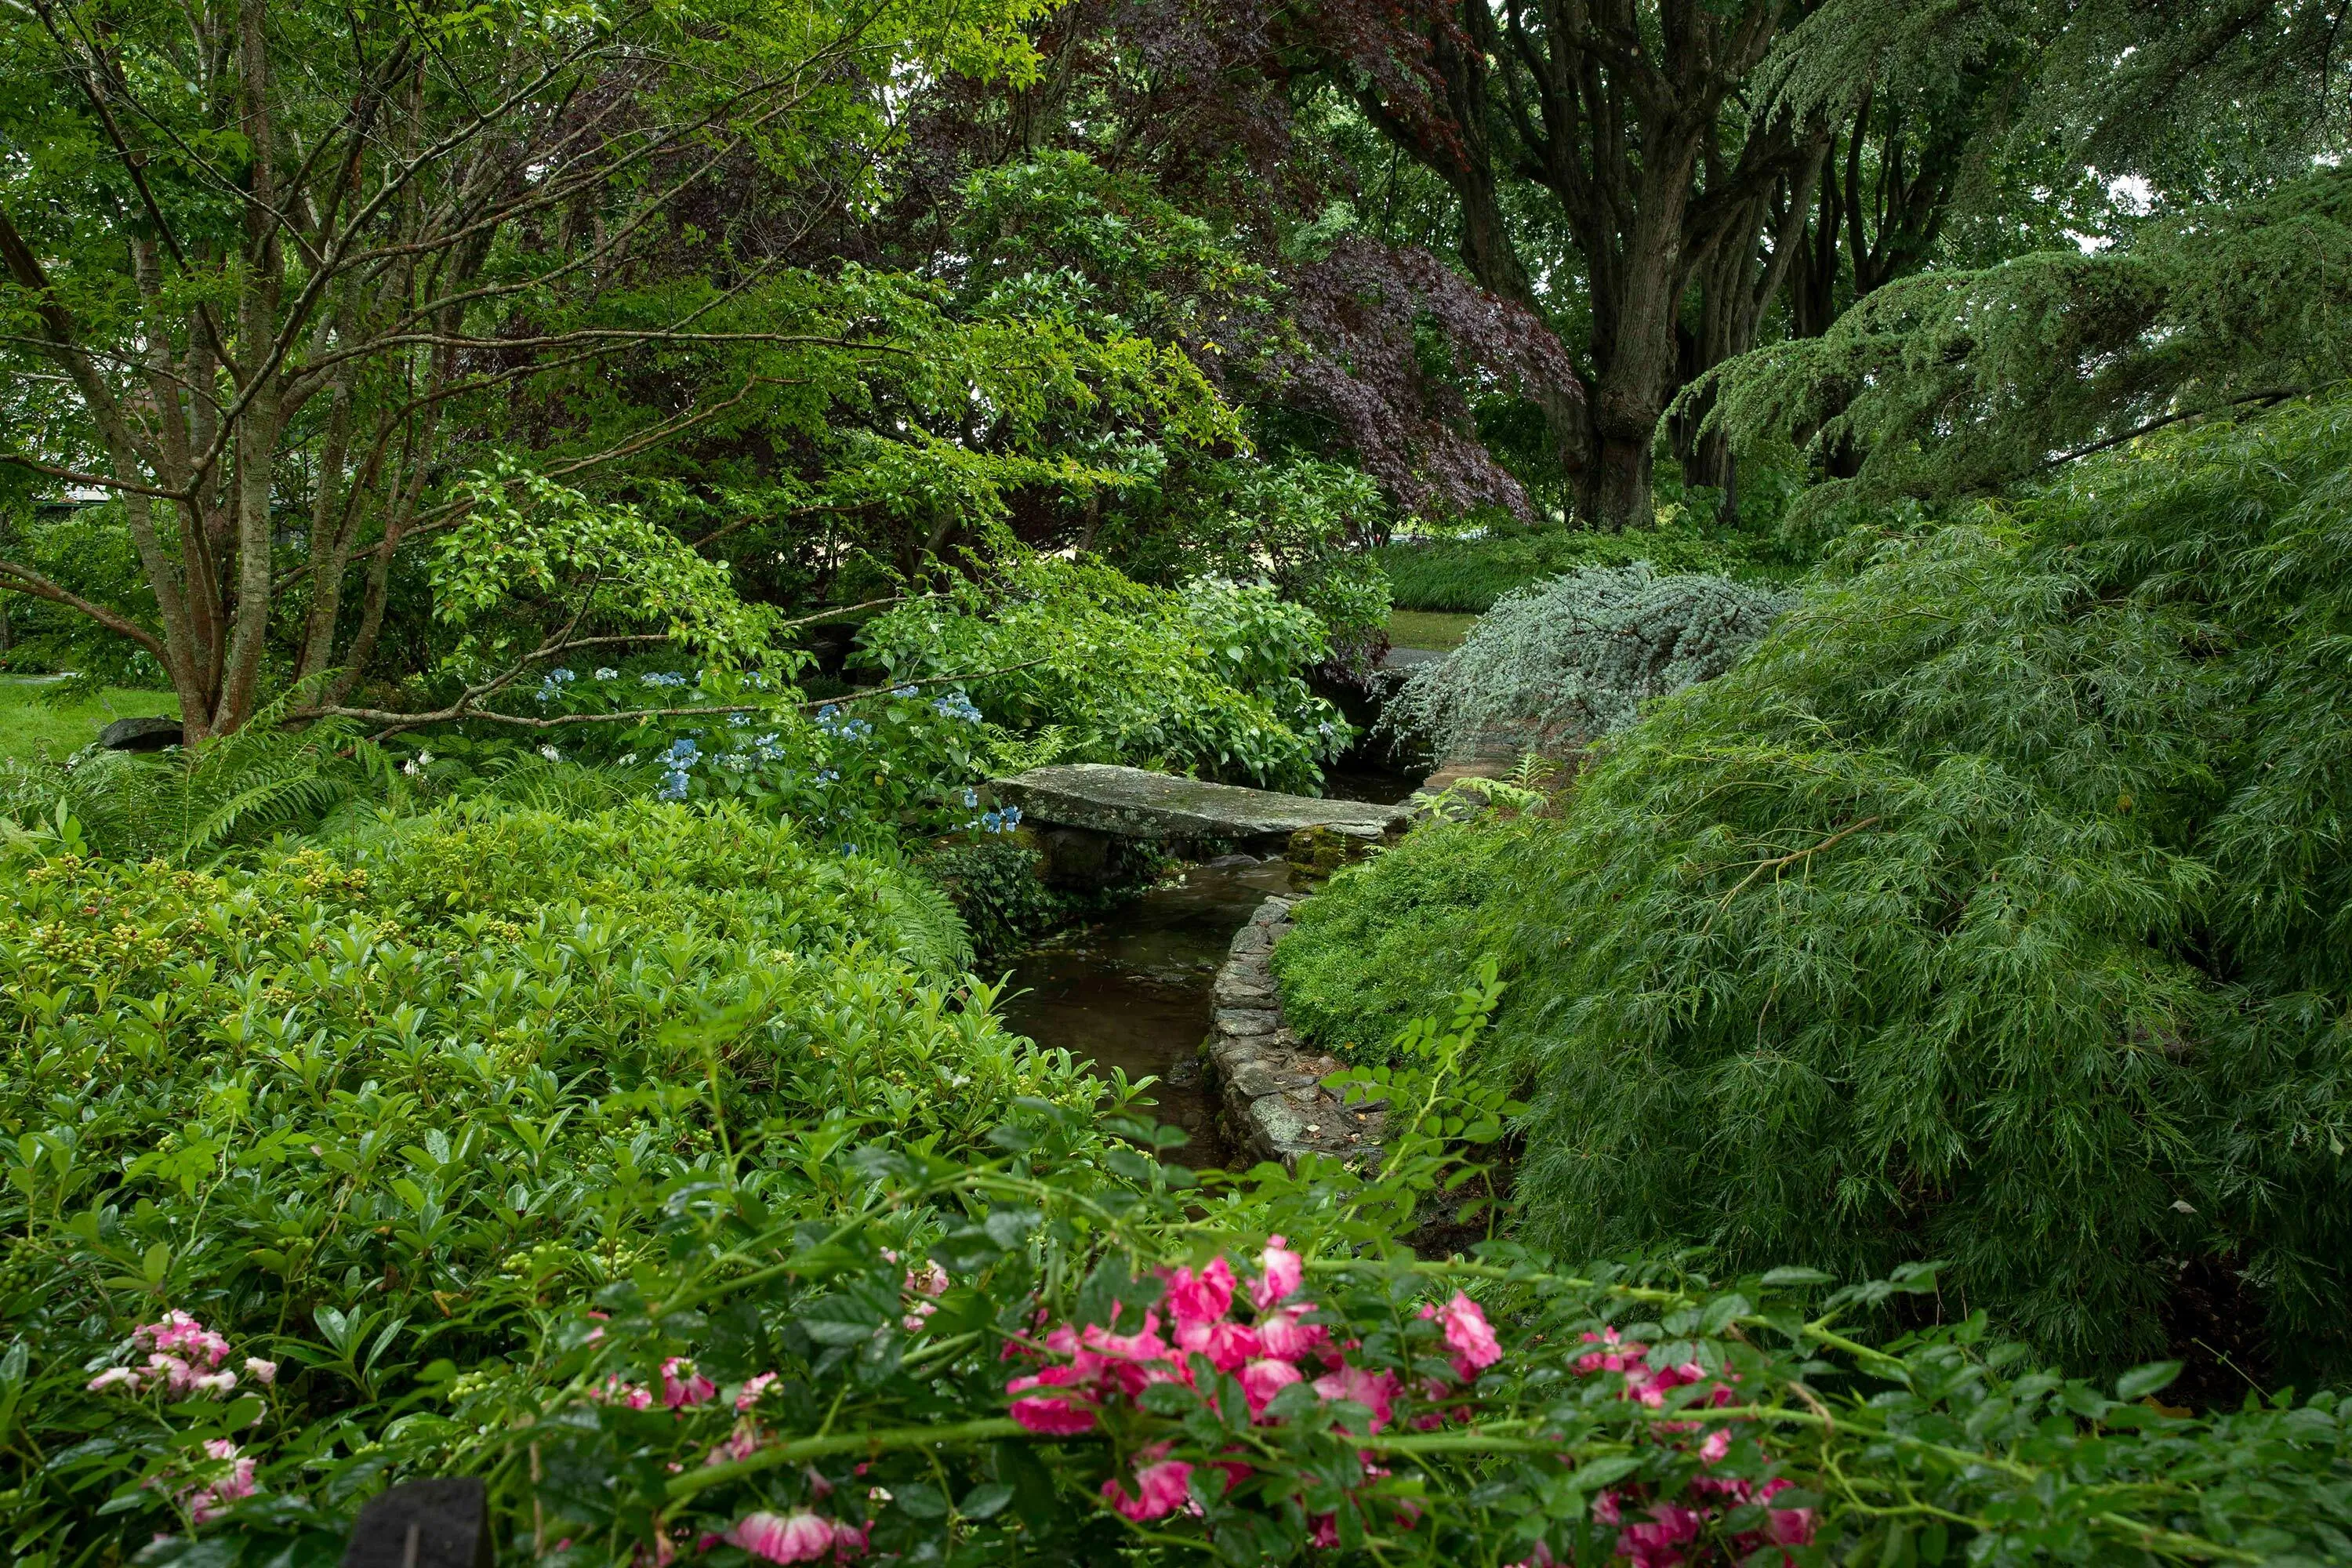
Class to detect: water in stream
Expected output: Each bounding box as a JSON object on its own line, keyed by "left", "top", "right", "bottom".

{"left": 998, "top": 757, "right": 1423, "bottom": 1170}
{"left": 1000, "top": 855, "right": 1291, "bottom": 1169}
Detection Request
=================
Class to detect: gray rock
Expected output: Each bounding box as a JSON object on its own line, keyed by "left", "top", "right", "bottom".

{"left": 97, "top": 715, "right": 183, "bottom": 751}
{"left": 1227, "top": 1058, "right": 1326, "bottom": 1099}
{"left": 1246, "top": 1095, "right": 1313, "bottom": 1160}
{"left": 1214, "top": 1007, "right": 1280, "bottom": 1036}
{"left": 993, "top": 764, "right": 1410, "bottom": 843}
{"left": 1213, "top": 974, "right": 1276, "bottom": 1008}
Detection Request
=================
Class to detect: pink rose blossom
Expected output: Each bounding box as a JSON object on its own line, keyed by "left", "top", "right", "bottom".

{"left": 1699, "top": 1428, "right": 1731, "bottom": 1463}
{"left": 597, "top": 1375, "right": 655, "bottom": 1410}
{"left": 86, "top": 1367, "right": 140, "bottom": 1394}
{"left": 136, "top": 1312, "right": 232, "bottom": 1369}
{"left": 1312, "top": 1364, "right": 1400, "bottom": 1433}
{"left": 1007, "top": 1365, "right": 1098, "bottom": 1434}
{"left": 242, "top": 1356, "right": 278, "bottom": 1385}
{"left": 704, "top": 1421, "right": 765, "bottom": 1465}
{"left": 727, "top": 1510, "right": 837, "bottom": 1563}
{"left": 661, "top": 1357, "right": 717, "bottom": 1409}
{"left": 181, "top": 1438, "right": 257, "bottom": 1524}
{"left": 1421, "top": 1292, "right": 1501, "bottom": 1377}
{"left": 1160, "top": 1256, "right": 1236, "bottom": 1324}
{"left": 1172, "top": 1316, "right": 1260, "bottom": 1372}
{"left": 1254, "top": 1302, "right": 1327, "bottom": 1362}
{"left": 1250, "top": 1235, "right": 1304, "bottom": 1310}
{"left": 1617, "top": 1502, "right": 1706, "bottom": 1568}
{"left": 735, "top": 1371, "right": 779, "bottom": 1411}
{"left": 1240, "top": 1356, "right": 1304, "bottom": 1417}
{"left": 1102, "top": 1456, "right": 1194, "bottom": 1520}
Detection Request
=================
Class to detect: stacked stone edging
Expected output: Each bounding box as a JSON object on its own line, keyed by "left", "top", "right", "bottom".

{"left": 1203, "top": 895, "right": 1385, "bottom": 1170}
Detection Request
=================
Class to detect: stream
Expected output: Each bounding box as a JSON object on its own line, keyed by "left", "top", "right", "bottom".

{"left": 1000, "top": 755, "right": 1422, "bottom": 1169}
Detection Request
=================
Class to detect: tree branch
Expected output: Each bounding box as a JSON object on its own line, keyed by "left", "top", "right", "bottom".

{"left": 0, "top": 557, "right": 169, "bottom": 658}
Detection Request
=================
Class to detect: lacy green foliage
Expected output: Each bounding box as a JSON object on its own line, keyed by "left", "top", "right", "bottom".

{"left": 1372, "top": 519, "right": 1765, "bottom": 612}
{"left": 860, "top": 559, "right": 1351, "bottom": 790}
{"left": 1700, "top": 168, "right": 2352, "bottom": 526}
{"left": 1385, "top": 567, "right": 1792, "bottom": 761}
{"left": 0, "top": 803, "right": 1104, "bottom": 1555}
{"left": 1272, "top": 818, "right": 1530, "bottom": 1063}
{"left": 0, "top": 707, "right": 394, "bottom": 862}
{"left": 1403, "top": 394, "right": 2352, "bottom": 1376}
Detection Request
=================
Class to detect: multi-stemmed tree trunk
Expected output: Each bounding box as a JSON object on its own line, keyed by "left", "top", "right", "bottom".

{"left": 1326, "top": 0, "right": 1825, "bottom": 530}
{"left": 0, "top": 0, "right": 978, "bottom": 739}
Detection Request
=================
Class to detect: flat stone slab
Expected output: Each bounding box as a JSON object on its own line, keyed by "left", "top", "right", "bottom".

{"left": 993, "top": 764, "right": 1410, "bottom": 842}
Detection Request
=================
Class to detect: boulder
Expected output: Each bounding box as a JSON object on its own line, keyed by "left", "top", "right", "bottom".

{"left": 97, "top": 715, "right": 183, "bottom": 751}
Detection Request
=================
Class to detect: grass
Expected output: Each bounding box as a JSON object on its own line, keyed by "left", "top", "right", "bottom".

{"left": 0, "top": 680, "right": 178, "bottom": 766}
{"left": 1375, "top": 521, "right": 1769, "bottom": 612}
{"left": 1387, "top": 610, "right": 1479, "bottom": 652}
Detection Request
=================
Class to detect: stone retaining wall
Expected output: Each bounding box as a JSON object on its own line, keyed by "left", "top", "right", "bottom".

{"left": 1203, "top": 895, "right": 1385, "bottom": 1169}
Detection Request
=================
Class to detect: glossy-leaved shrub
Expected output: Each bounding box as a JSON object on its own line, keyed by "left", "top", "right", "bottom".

{"left": 0, "top": 799, "right": 1104, "bottom": 1554}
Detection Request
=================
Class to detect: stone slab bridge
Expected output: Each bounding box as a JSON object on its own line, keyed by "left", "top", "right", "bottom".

{"left": 990, "top": 763, "right": 1410, "bottom": 884}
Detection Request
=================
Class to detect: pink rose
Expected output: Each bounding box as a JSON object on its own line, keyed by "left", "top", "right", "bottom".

{"left": 726, "top": 1510, "right": 837, "bottom": 1564}
{"left": 1250, "top": 1235, "right": 1304, "bottom": 1310}
{"left": 1254, "top": 1302, "right": 1327, "bottom": 1361}
{"left": 1312, "top": 1363, "right": 1400, "bottom": 1433}
{"left": 1422, "top": 1291, "right": 1501, "bottom": 1376}
{"left": 181, "top": 1438, "right": 257, "bottom": 1524}
{"left": 735, "top": 1370, "right": 780, "bottom": 1412}
{"left": 1007, "top": 1366, "right": 1098, "bottom": 1434}
{"left": 1240, "top": 1356, "right": 1304, "bottom": 1417}
{"left": 661, "top": 1357, "right": 717, "bottom": 1409}
{"left": 1102, "top": 1457, "right": 1194, "bottom": 1520}
{"left": 242, "top": 1356, "right": 278, "bottom": 1386}
{"left": 1161, "top": 1256, "right": 1236, "bottom": 1324}
{"left": 1173, "top": 1316, "right": 1260, "bottom": 1372}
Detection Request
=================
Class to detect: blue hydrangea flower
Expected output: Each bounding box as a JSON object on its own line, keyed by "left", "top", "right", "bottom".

{"left": 593, "top": 667, "right": 619, "bottom": 681}
{"left": 667, "top": 738, "right": 699, "bottom": 766}
{"left": 657, "top": 769, "right": 690, "bottom": 800}
{"left": 931, "top": 692, "right": 982, "bottom": 724}
{"left": 891, "top": 684, "right": 918, "bottom": 699}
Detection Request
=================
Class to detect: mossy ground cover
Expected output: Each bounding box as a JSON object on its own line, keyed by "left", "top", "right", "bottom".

{"left": 0, "top": 679, "right": 176, "bottom": 764}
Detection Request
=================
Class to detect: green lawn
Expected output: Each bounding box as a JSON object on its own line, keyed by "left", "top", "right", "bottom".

{"left": 1386, "top": 609, "right": 1479, "bottom": 652}
{"left": 0, "top": 680, "right": 178, "bottom": 766}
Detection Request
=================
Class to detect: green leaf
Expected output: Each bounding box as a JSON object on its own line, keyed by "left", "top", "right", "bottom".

{"left": 1759, "top": 1267, "right": 1833, "bottom": 1287}
{"left": 958, "top": 1482, "right": 1013, "bottom": 1519}
{"left": 2116, "top": 1360, "right": 2183, "bottom": 1402}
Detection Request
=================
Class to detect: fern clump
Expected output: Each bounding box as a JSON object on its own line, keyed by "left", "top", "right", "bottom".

{"left": 1385, "top": 565, "right": 1792, "bottom": 759}
{"left": 1338, "top": 392, "right": 2352, "bottom": 1377}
